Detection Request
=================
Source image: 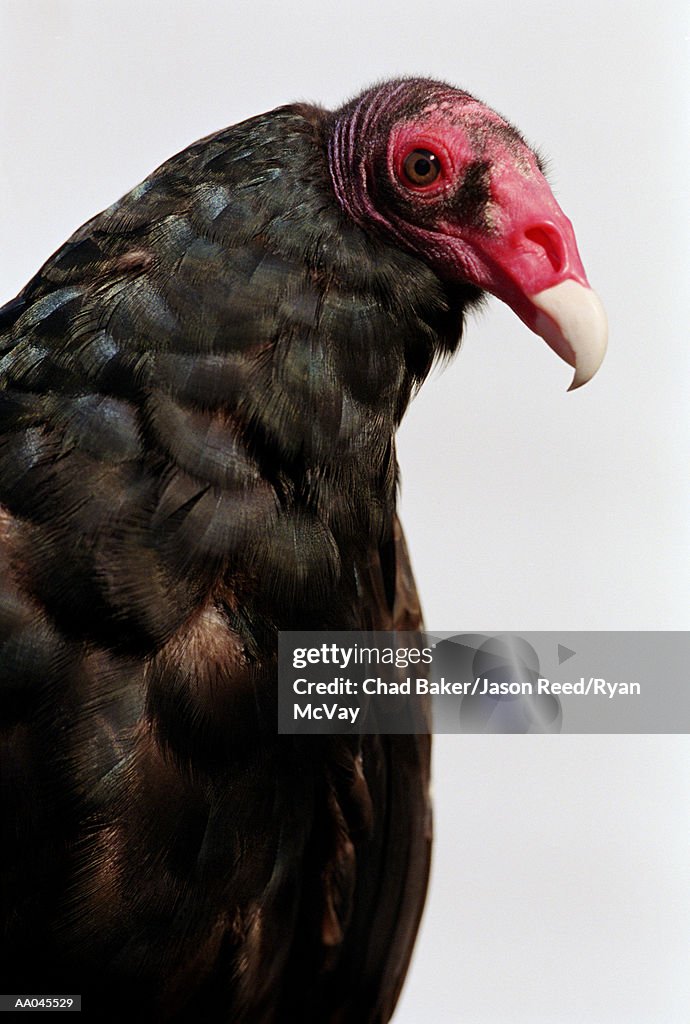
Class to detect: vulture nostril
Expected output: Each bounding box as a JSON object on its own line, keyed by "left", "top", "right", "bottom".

{"left": 525, "top": 226, "right": 564, "bottom": 274}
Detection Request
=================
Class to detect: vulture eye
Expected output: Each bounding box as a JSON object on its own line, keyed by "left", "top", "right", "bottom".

{"left": 401, "top": 149, "right": 441, "bottom": 187}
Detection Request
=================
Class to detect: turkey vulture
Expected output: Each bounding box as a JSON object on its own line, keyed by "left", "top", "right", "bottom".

{"left": 0, "top": 78, "right": 606, "bottom": 1021}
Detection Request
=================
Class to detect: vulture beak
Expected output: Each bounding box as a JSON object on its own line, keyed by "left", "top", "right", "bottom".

{"left": 449, "top": 163, "right": 608, "bottom": 390}
{"left": 530, "top": 279, "right": 607, "bottom": 391}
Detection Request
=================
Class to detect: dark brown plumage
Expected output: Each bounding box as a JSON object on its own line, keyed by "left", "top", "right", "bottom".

{"left": 0, "top": 78, "right": 605, "bottom": 1021}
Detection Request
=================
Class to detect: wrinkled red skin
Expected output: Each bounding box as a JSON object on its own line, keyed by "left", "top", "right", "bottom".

{"left": 387, "top": 108, "right": 590, "bottom": 336}
{"left": 329, "top": 84, "right": 591, "bottom": 348}
{"left": 327, "top": 76, "right": 601, "bottom": 380}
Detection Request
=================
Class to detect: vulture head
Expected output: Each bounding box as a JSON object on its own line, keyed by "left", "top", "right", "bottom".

{"left": 328, "top": 78, "right": 607, "bottom": 389}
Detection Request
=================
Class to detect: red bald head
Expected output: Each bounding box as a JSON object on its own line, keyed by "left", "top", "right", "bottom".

{"left": 328, "top": 78, "right": 607, "bottom": 389}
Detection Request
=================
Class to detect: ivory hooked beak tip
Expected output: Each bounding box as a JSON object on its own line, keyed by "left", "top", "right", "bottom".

{"left": 530, "top": 281, "right": 608, "bottom": 391}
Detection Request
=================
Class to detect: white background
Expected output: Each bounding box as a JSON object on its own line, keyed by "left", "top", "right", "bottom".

{"left": 1, "top": 1, "right": 688, "bottom": 1021}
